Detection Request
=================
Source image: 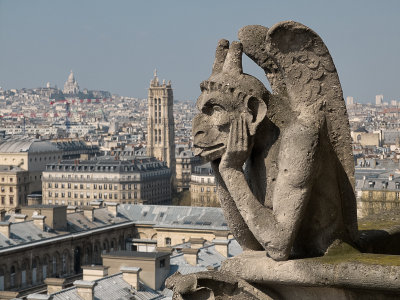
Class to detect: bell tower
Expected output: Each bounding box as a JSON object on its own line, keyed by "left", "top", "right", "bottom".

{"left": 147, "top": 70, "right": 176, "bottom": 185}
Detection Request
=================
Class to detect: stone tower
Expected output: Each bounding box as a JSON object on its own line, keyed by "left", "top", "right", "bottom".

{"left": 147, "top": 70, "right": 176, "bottom": 186}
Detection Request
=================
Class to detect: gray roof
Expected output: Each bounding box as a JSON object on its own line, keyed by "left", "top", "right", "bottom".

{"left": 0, "top": 208, "right": 129, "bottom": 249}
{"left": 1, "top": 205, "right": 229, "bottom": 251}
{"left": 0, "top": 138, "right": 60, "bottom": 153}
{"left": 103, "top": 250, "right": 170, "bottom": 259}
{"left": 0, "top": 165, "right": 26, "bottom": 172}
{"left": 50, "top": 273, "right": 167, "bottom": 300}
{"left": 67, "top": 208, "right": 129, "bottom": 232}
{"left": 45, "top": 158, "right": 169, "bottom": 173}
{"left": 118, "top": 204, "right": 228, "bottom": 231}
{"left": 0, "top": 221, "right": 57, "bottom": 249}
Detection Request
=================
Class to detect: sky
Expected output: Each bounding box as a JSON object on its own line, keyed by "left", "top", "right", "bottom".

{"left": 1, "top": 0, "right": 399, "bottom": 103}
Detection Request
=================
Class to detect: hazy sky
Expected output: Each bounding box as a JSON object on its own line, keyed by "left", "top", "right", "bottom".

{"left": 1, "top": 0, "right": 399, "bottom": 103}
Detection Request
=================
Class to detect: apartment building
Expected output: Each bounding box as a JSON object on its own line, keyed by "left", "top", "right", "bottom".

{"left": 42, "top": 157, "right": 171, "bottom": 206}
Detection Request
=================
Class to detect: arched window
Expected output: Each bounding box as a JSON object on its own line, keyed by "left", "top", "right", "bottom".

{"left": 110, "top": 241, "right": 115, "bottom": 251}
{"left": 32, "top": 259, "right": 37, "bottom": 284}
{"left": 0, "top": 267, "right": 4, "bottom": 291}
{"left": 42, "top": 257, "right": 48, "bottom": 280}
{"left": 52, "top": 256, "right": 57, "bottom": 276}
{"left": 10, "top": 266, "right": 16, "bottom": 288}
{"left": 62, "top": 253, "right": 67, "bottom": 274}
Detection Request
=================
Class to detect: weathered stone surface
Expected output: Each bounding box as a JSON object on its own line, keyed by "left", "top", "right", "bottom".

{"left": 165, "top": 271, "right": 274, "bottom": 299}
{"left": 193, "top": 20, "right": 358, "bottom": 261}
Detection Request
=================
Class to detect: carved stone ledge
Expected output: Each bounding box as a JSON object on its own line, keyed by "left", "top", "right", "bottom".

{"left": 220, "top": 242, "right": 400, "bottom": 299}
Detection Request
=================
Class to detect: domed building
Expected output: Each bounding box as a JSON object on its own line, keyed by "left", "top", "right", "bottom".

{"left": 63, "top": 70, "right": 80, "bottom": 95}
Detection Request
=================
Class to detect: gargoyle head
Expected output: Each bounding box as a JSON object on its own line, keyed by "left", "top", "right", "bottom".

{"left": 193, "top": 40, "right": 270, "bottom": 161}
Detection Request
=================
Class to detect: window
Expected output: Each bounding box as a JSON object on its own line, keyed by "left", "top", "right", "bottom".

{"left": 160, "top": 259, "right": 165, "bottom": 268}
{"left": 9, "top": 187, "right": 13, "bottom": 193}
{"left": 9, "top": 196, "right": 13, "bottom": 204}
{"left": 165, "top": 237, "right": 171, "bottom": 246}
{"left": 1, "top": 196, "right": 4, "bottom": 205}
{"left": 68, "top": 183, "right": 71, "bottom": 188}
{"left": 48, "top": 183, "right": 52, "bottom": 188}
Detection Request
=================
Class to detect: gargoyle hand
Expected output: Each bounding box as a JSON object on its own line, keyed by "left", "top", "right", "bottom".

{"left": 220, "top": 114, "right": 251, "bottom": 171}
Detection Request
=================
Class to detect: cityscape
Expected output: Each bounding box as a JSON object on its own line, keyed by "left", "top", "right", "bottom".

{"left": 1, "top": 0, "right": 400, "bottom": 299}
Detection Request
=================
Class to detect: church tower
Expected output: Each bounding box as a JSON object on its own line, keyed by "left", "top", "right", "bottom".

{"left": 147, "top": 70, "right": 176, "bottom": 185}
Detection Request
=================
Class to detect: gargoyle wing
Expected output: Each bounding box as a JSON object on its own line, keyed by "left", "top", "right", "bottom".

{"left": 239, "top": 21, "right": 355, "bottom": 188}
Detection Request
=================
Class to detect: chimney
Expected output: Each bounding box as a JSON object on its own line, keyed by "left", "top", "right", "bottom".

{"left": 0, "top": 222, "right": 10, "bottom": 238}
{"left": 67, "top": 205, "right": 77, "bottom": 214}
{"left": 74, "top": 280, "right": 96, "bottom": 300}
{"left": 189, "top": 237, "right": 206, "bottom": 249}
{"left": 121, "top": 267, "right": 141, "bottom": 291}
{"left": 0, "top": 209, "right": 6, "bottom": 222}
{"left": 156, "top": 247, "right": 173, "bottom": 254}
{"left": 44, "top": 278, "right": 66, "bottom": 294}
{"left": 82, "top": 265, "right": 109, "bottom": 281}
{"left": 214, "top": 230, "right": 230, "bottom": 240}
{"left": 90, "top": 201, "right": 102, "bottom": 209}
{"left": 27, "top": 294, "right": 50, "bottom": 300}
{"left": 33, "top": 215, "right": 46, "bottom": 231}
{"left": 106, "top": 202, "right": 119, "bottom": 216}
{"left": 182, "top": 248, "right": 199, "bottom": 265}
{"left": 213, "top": 239, "right": 230, "bottom": 258}
{"left": 83, "top": 206, "right": 94, "bottom": 222}
{"left": 13, "top": 214, "right": 27, "bottom": 223}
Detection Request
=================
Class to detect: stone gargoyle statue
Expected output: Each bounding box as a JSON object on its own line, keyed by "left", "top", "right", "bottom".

{"left": 193, "top": 20, "right": 358, "bottom": 261}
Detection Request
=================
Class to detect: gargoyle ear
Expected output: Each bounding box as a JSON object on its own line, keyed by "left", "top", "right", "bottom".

{"left": 246, "top": 96, "right": 267, "bottom": 136}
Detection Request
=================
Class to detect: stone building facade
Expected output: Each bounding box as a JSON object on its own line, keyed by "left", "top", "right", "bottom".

{"left": 190, "top": 163, "right": 218, "bottom": 207}
{"left": 0, "top": 204, "right": 135, "bottom": 294}
{"left": 0, "top": 204, "right": 230, "bottom": 297}
{"left": 358, "top": 178, "right": 400, "bottom": 217}
{"left": 42, "top": 158, "right": 171, "bottom": 206}
{"left": 146, "top": 70, "right": 176, "bottom": 186}
{"left": 175, "top": 149, "right": 202, "bottom": 192}
{"left": 0, "top": 139, "right": 62, "bottom": 210}
{"left": 0, "top": 166, "right": 29, "bottom": 212}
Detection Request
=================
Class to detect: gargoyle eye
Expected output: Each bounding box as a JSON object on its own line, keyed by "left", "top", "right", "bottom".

{"left": 202, "top": 102, "right": 225, "bottom": 115}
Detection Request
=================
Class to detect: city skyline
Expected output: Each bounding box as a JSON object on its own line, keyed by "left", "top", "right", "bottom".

{"left": 1, "top": 0, "right": 400, "bottom": 103}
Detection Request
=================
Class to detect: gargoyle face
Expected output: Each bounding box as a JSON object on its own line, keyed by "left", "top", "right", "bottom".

{"left": 193, "top": 90, "right": 243, "bottom": 161}
{"left": 192, "top": 39, "right": 269, "bottom": 162}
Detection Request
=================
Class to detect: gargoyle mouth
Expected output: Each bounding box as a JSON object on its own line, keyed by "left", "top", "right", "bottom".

{"left": 194, "top": 143, "right": 225, "bottom": 156}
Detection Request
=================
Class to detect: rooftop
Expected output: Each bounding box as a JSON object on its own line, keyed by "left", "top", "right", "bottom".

{"left": 0, "top": 138, "right": 60, "bottom": 153}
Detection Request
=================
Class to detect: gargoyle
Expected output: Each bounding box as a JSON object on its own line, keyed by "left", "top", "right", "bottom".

{"left": 193, "top": 21, "right": 358, "bottom": 260}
